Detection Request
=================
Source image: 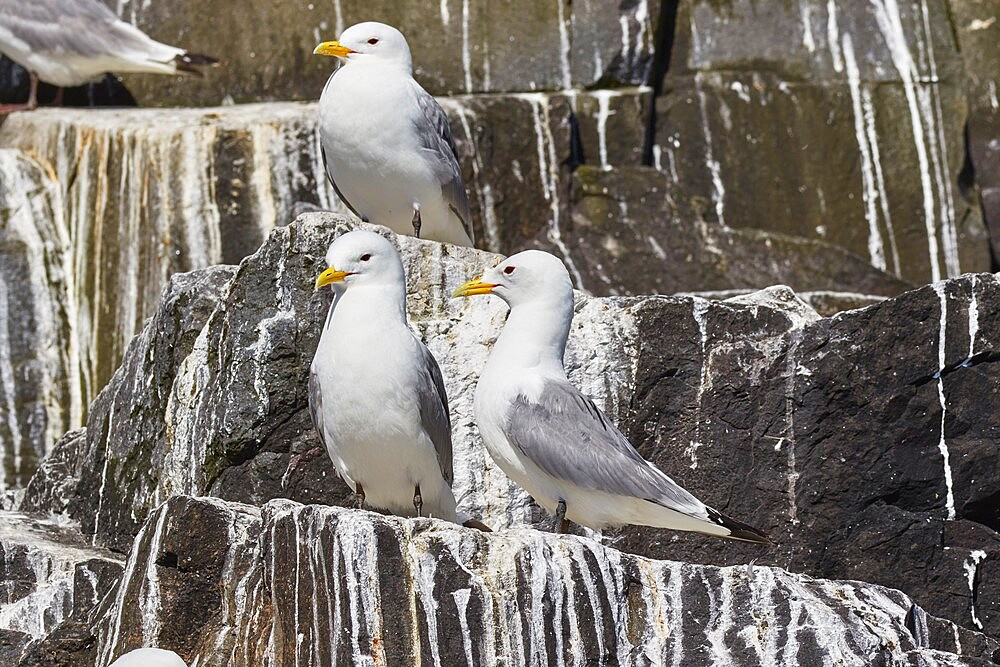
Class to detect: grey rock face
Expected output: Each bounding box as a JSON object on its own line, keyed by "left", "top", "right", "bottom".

{"left": 54, "top": 495, "right": 1000, "bottom": 666}
{"left": 651, "top": 0, "right": 992, "bottom": 284}
{"left": 0, "top": 511, "right": 122, "bottom": 648}
{"left": 101, "top": 0, "right": 660, "bottom": 105}
{"left": 555, "top": 165, "right": 914, "bottom": 296}
{"left": 0, "top": 150, "right": 75, "bottom": 490}
{"left": 72, "top": 265, "right": 238, "bottom": 552}
{"left": 31, "top": 214, "right": 998, "bottom": 640}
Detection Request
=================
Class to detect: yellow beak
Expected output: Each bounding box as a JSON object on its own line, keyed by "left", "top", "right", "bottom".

{"left": 315, "top": 267, "right": 353, "bottom": 289}
{"left": 452, "top": 277, "right": 498, "bottom": 298}
{"left": 313, "top": 41, "right": 355, "bottom": 58}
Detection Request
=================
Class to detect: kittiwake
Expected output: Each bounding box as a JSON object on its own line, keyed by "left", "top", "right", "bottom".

{"left": 310, "top": 230, "right": 487, "bottom": 529}
{"left": 313, "top": 22, "right": 474, "bottom": 247}
{"left": 109, "top": 648, "right": 187, "bottom": 667}
{"left": 0, "top": 0, "right": 217, "bottom": 113}
{"left": 453, "top": 250, "right": 770, "bottom": 542}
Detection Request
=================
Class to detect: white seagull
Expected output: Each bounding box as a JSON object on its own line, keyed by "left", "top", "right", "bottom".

{"left": 109, "top": 648, "right": 187, "bottom": 667}
{"left": 0, "top": 0, "right": 216, "bottom": 113}
{"left": 313, "top": 22, "right": 474, "bottom": 247}
{"left": 310, "top": 230, "right": 486, "bottom": 529}
{"left": 453, "top": 250, "right": 770, "bottom": 542}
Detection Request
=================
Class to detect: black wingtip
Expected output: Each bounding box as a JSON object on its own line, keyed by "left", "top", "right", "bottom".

{"left": 708, "top": 508, "right": 773, "bottom": 545}
{"left": 174, "top": 52, "right": 220, "bottom": 76}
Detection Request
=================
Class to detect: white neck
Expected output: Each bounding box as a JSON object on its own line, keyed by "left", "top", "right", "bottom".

{"left": 324, "top": 282, "right": 407, "bottom": 334}
{"left": 485, "top": 296, "right": 574, "bottom": 379}
{"left": 344, "top": 55, "right": 412, "bottom": 77}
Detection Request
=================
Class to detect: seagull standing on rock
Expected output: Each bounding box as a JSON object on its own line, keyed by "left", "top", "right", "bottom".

{"left": 109, "top": 648, "right": 187, "bottom": 667}
{"left": 0, "top": 0, "right": 217, "bottom": 113}
{"left": 310, "top": 230, "right": 487, "bottom": 530}
{"left": 453, "top": 250, "right": 770, "bottom": 543}
{"left": 313, "top": 22, "right": 475, "bottom": 247}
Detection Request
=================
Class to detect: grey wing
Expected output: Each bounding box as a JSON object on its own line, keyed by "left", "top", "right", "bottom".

{"left": 413, "top": 86, "right": 475, "bottom": 244}
{"left": 416, "top": 343, "right": 454, "bottom": 485}
{"left": 0, "top": 0, "right": 179, "bottom": 61}
{"left": 504, "top": 379, "right": 710, "bottom": 519}
{"left": 307, "top": 369, "right": 326, "bottom": 448}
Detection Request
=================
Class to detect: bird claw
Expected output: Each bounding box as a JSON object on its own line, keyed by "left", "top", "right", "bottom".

{"left": 411, "top": 209, "right": 422, "bottom": 238}
{"left": 413, "top": 484, "right": 423, "bottom": 517}
{"left": 554, "top": 499, "right": 569, "bottom": 534}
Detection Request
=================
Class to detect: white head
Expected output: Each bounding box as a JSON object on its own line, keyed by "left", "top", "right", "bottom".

{"left": 108, "top": 648, "right": 188, "bottom": 667}
{"left": 313, "top": 21, "right": 413, "bottom": 71}
{"left": 314, "top": 230, "right": 406, "bottom": 293}
{"left": 452, "top": 250, "right": 574, "bottom": 310}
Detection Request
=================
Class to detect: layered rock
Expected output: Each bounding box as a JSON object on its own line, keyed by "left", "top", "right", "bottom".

{"left": 0, "top": 510, "right": 122, "bottom": 659}
{"left": 102, "top": 0, "right": 659, "bottom": 105}
{"left": 29, "top": 495, "right": 1000, "bottom": 666}
{"left": 554, "top": 165, "right": 914, "bottom": 296}
{"left": 0, "top": 150, "right": 74, "bottom": 491}
{"left": 22, "top": 214, "right": 996, "bottom": 640}
{"left": 949, "top": 0, "right": 1000, "bottom": 265}
{"left": 651, "top": 0, "right": 992, "bottom": 284}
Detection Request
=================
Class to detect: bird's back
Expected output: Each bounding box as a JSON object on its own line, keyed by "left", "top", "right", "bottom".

{"left": 0, "top": 0, "right": 212, "bottom": 86}
{"left": 318, "top": 63, "right": 474, "bottom": 246}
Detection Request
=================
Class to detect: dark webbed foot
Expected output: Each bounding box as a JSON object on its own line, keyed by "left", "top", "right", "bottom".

{"left": 411, "top": 208, "right": 422, "bottom": 238}
{"left": 554, "top": 499, "right": 570, "bottom": 534}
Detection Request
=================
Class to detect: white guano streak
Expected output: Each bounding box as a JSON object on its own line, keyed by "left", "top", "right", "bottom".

{"left": 871, "top": 0, "right": 958, "bottom": 281}
{"left": 843, "top": 35, "right": 887, "bottom": 271}
{"left": 556, "top": 0, "right": 571, "bottom": 90}
{"left": 686, "top": 298, "right": 711, "bottom": 469}
{"left": 695, "top": 74, "right": 726, "bottom": 226}
{"left": 593, "top": 90, "right": 617, "bottom": 170}
{"left": 522, "top": 94, "right": 584, "bottom": 286}
{"left": 826, "top": 0, "right": 844, "bottom": 72}
{"left": 963, "top": 276, "right": 978, "bottom": 366}
{"left": 461, "top": 0, "right": 472, "bottom": 92}
{"left": 801, "top": 5, "right": 816, "bottom": 52}
{"left": 964, "top": 549, "right": 986, "bottom": 629}
{"left": 932, "top": 281, "right": 955, "bottom": 520}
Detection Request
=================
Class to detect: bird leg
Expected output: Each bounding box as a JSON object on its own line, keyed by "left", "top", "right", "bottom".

{"left": 52, "top": 86, "right": 64, "bottom": 107}
{"left": 354, "top": 483, "right": 365, "bottom": 509}
{"left": 555, "top": 499, "right": 570, "bottom": 534}
{"left": 0, "top": 71, "right": 39, "bottom": 114}
{"left": 411, "top": 208, "right": 422, "bottom": 238}
{"left": 413, "top": 484, "right": 423, "bottom": 517}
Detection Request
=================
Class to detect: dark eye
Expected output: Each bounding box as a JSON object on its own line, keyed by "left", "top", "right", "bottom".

{"left": 503, "top": 266, "right": 515, "bottom": 275}
{"left": 367, "top": 38, "right": 379, "bottom": 45}
{"left": 360, "top": 253, "right": 371, "bottom": 261}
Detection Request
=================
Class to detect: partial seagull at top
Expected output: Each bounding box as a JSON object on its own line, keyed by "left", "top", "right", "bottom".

{"left": 310, "top": 230, "right": 488, "bottom": 530}
{"left": 313, "top": 22, "right": 474, "bottom": 247}
{"left": 109, "top": 648, "right": 187, "bottom": 667}
{"left": 0, "top": 0, "right": 217, "bottom": 113}
{"left": 453, "top": 249, "right": 770, "bottom": 543}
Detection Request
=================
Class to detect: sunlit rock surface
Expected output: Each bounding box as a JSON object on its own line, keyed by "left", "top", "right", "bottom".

{"left": 16, "top": 495, "right": 1000, "bottom": 666}
{"left": 0, "top": 150, "right": 74, "bottom": 490}
{"left": 13, "top": 214, "right": 995, "bottom": 641}
{"left": 0, "top": 511, "right": 121, "bottom": 654}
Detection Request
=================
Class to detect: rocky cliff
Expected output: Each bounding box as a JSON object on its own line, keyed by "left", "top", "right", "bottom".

{"left": 2, "top": 214, "right": 995, "bottom": 665}
{"left": 0, "top": 0, "right": 998, "bottom": 664}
